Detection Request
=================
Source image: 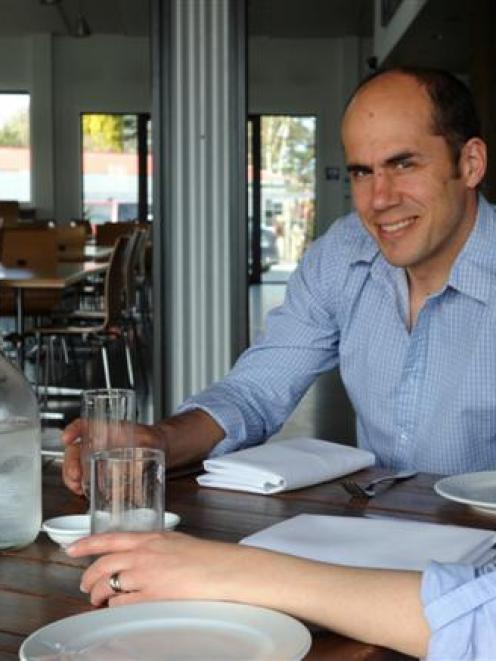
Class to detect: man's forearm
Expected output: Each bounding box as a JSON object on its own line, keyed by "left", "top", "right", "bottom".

{"left": 155, "top": 409, "right": 225, "bottom": 468}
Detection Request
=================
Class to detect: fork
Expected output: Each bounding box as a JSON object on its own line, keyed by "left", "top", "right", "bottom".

{"left": 341, "top": 469, "right": 418, "bottom": 499}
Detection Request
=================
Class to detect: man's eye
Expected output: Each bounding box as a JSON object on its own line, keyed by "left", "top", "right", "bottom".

{"left": 351, "top": 169, "right": 370, "bottom": 180}
{"left": 395, "top": 160, "right": 413, "bottom": 170}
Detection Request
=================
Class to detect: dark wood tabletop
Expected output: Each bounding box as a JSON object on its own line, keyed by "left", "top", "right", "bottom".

{"left": 1, "top": 462, "right": 494, "bottom": 660}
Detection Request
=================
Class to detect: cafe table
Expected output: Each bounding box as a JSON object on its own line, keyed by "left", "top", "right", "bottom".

{"left": 1, "top": 462, "right": 494, "bottom": 660}
{"left": 57, "top": 244, "right": 113, "bottom": 263}
{"left": 0, "top": 260, "right": 108, "bottom": 368}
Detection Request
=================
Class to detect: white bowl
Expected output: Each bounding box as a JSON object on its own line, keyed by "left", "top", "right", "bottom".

{"left": 42, "top": 515, "right": 90, "bottom": 548}
{"left": 42, "top": 511, "right": 181, "bottom": 548}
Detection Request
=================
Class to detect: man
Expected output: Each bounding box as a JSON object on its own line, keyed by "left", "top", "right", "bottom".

{"left": 64, "top": 66, "right": 493, "bottom": 492}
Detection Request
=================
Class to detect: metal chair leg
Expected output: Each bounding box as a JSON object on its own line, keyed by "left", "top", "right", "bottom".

{"left": 101, "top": 344, "right": 111, "bottom": 388}
{"left": 123, "top": 329, "right": 135, "bottom": 389}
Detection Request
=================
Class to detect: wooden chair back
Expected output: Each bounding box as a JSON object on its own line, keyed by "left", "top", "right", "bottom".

{"left": 0, "top": 227, "right": 61, "bottom": 318}
{"left": 95, "top": 222, "right": 134, "bottom": 247}
{"left": 53, "top": 224, "right": 87, "bottom": 255}
{"left": 70, "top": 219, "right": 92, "bottom": 236}
{"left": 0, "top": 201, "right": 20, "bottom": 228}
{"left": 1, "top": 227, "right": 58, "bottom": 271}
{"left": 102, "top": 235, "right": 129, "bottom": 327}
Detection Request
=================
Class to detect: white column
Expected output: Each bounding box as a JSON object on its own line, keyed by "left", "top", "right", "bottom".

{"left": 152, "top": 0, "right": 247, "bottom": 416}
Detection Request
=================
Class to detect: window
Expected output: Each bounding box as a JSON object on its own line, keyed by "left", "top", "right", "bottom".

{"left": 248, "top": 115, "right": 316, "bottom": 284}
{"left": 0, "top": 93, "right": 31, "bottom": 202}
{"left": 81, "top": 113, "right": 152, "bottom": 222}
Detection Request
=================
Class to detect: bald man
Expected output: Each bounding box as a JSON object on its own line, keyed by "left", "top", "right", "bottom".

{"left": 64, "top": 67, "right": 495, "bottom": 491}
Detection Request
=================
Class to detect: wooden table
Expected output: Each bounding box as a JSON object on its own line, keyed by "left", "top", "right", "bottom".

{"left": 58, "top": 245, "right": 113, "bottom": 263}
{"left": 2, "top": 464, "right": 494, "bottom": 659}
{"left": 0, "top": 261, "right": 108, "bottom": 367}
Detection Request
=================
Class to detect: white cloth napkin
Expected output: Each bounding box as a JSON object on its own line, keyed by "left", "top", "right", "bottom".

{"left": 196, "top": 438, "right": 375, "bottom": 494}
{"left": 241, "top": 514, "right": 496, "bottom": 571}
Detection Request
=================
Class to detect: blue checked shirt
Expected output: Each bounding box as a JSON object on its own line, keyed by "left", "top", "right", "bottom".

{"left": 181, "top": 195, "right": 496, "bottom": 474}
{"left": 422, "top": 561, "right": 496, "bottom": 659}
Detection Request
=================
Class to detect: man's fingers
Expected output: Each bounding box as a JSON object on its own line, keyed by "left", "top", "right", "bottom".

{"left": 62, "top": 443, "right": 83, "bottom": 493}
{"left": 61, "top": 418, "right": 83, "bottom": 446}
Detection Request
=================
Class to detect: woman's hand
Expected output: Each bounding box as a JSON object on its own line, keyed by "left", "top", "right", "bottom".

{"left": 67, "top": 531, "right": 258, "bottom": 608}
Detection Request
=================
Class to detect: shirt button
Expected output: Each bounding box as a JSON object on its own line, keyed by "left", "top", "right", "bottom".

{"left": 400, "top": 432, "right": 408, "bottom": 442}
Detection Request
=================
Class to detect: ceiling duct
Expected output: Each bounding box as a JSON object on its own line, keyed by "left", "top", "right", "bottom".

{"left": 40, "top": 0, "right": 92, "bottom": 38}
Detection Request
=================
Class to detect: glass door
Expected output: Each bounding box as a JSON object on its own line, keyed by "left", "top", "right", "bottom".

{"left": 248, "top": 115, "right": 316, "bottom": 284}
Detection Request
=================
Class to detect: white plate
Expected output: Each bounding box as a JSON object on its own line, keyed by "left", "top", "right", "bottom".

{"left": 42, "top": 512, "right": 181, "bottom": 548}
{"left": 19, "top": 600, "right": 312, "bottom": 660}
{"left": 434, "top": 471, "right": 496, "bottom": 513}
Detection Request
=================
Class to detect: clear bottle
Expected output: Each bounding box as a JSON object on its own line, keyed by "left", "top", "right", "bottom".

{"left": 0, "top": 349, "right": 41, "bottom": 550}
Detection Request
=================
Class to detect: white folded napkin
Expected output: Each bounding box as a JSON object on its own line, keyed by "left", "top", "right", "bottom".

{"left": 241, "top": 514, "right": 496, "bottom": 571}
{"left": 196, "top": 438, "right": 375, "bottom": 494}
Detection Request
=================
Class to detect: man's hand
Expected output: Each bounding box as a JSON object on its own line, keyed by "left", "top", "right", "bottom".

{"left": 61, "top": 419, "right": 168, "bottom": 495}
{"left": 61, "top": 409, "right": 225, "bottom": 495}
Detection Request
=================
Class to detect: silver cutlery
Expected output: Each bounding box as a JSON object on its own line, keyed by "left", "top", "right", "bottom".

{"left": 341, "top": 469, "right": 418, "bottom": 499}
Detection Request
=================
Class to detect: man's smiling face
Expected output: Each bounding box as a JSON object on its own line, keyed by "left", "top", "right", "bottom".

{"left": 341, "top": 72, "right": 483, "bottom": 285}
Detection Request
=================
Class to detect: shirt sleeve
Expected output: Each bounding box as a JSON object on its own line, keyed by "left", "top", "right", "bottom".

{"left": 177, "top": 234, "right": 342, "bottom": 456}
{"left": 421, "top": 560, "right": 496, "bottom": 660}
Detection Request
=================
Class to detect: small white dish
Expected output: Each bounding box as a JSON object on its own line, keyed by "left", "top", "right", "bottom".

{"left": 42, "top": 511, "right": 181, "bottom": 548}
{"left": 42, "top": 515, "right": 90, "bottom": 548}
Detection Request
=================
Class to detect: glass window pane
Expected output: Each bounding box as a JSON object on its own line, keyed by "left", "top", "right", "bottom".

{"left": 0, "top": 93, "right": 31, "bottom": 202}
{"left": 81, "top": 113, "right": 138, "bottom": 222}
{"left": 260, "top": 115, "right": 316, "bottom": 283}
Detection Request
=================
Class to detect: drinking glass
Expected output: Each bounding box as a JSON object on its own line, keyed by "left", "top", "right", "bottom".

{"left": 80, "top": 388, "right": 136, "bottom": 497}
{"left": 90, "top": 447, "right": 165, "bottom": 534}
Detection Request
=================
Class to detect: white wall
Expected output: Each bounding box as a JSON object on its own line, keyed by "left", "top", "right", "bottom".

{"left": 53, "top": 35, "right": 150, "bottom": 221}
{"left": 249, "top": 35, "right": 371, "bottom": 235}
{"left": 0, "top": 33, "right": 150, "bottom": 221}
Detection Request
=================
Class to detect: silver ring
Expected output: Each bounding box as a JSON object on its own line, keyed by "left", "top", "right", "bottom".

{"left": 108, "top": 572, "right": 123, "bottom": 593}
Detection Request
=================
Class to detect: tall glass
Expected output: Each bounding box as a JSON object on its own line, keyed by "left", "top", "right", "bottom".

{"left": 80, "top": 388, "right": 136, "bottom": 497}
{"left": 90, "top": 447, "right": 165, "bottom": 534}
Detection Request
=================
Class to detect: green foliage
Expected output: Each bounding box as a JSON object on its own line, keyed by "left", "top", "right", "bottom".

{"left": 0, "top": 110, "right": 29, "bottom": 147}
{"left": 261, "top": 116, "right": 315, "bottom": 188}
{"left": 82, "top": 114, "right": 137, "bottom": 153}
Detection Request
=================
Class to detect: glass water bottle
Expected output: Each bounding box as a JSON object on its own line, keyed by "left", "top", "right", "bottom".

{"left": 0, "top": 350, "right": 41, "bottom": 550}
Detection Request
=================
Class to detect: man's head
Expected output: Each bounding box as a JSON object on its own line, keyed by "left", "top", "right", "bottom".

{"left": 341, "top": 67, "right": 487, "bottom": 288}
{"left": 350, "top": 67, "right": 482, "bottom": 174}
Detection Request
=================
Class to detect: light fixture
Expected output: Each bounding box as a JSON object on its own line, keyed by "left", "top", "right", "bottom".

{"left": 75, "top": 13, "right": 92, "bottom": 38}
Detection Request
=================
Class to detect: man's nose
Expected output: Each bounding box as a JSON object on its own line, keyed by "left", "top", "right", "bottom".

{"left": 371, "top": 171, "right": 399, "bottom": 210}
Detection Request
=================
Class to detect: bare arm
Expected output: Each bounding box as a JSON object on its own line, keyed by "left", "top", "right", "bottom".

{"left": 68, "top": 532, "right": 430, "bottom": 658}
{"left": 62, "top": 409, "right": 224, "bottom": 494}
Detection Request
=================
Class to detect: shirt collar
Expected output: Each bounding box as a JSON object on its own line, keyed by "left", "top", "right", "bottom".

{"left": 448, "top": 195, "right": 496, "bottom": 304}
{"left": 349, "top": 195, "right": 496, "bottom": 304}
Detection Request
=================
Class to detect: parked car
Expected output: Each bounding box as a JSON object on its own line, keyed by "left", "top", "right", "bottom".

{"left": 260, "top": 225, "right": 279, "bottom": 271}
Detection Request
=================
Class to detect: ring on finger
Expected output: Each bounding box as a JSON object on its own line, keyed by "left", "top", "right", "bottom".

{"left": 108, "top": 571, "right": 123, "bottom": 593}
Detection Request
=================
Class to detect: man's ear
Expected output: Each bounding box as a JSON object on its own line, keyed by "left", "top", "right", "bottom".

{"left": 459, "top": 137, "right": 487, "bottom": 188}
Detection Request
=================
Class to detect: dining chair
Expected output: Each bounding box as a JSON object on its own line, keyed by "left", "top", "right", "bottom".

{"left": 34, "top": 236, "right": 133, "bottom": 398}
{"left": 95, "top": 221, "right": 134, "bottom": 246}
{"left": 0, "top": 227, "right": 64, "bottom": 319}
{"left": 53, "top": 224, "right": 87, "bottom": 257}
{"left": 0, "top": 200, "right": 20, "bottom": 228}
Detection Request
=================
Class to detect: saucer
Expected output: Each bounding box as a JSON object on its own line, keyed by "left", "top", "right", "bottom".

{"left": 42, "top": 512, "right": 181, "bottom": 548}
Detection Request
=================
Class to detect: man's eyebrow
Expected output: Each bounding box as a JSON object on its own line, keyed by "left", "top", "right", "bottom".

{"left": 384, "top": 151, "right": 418, "bottom": 166}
